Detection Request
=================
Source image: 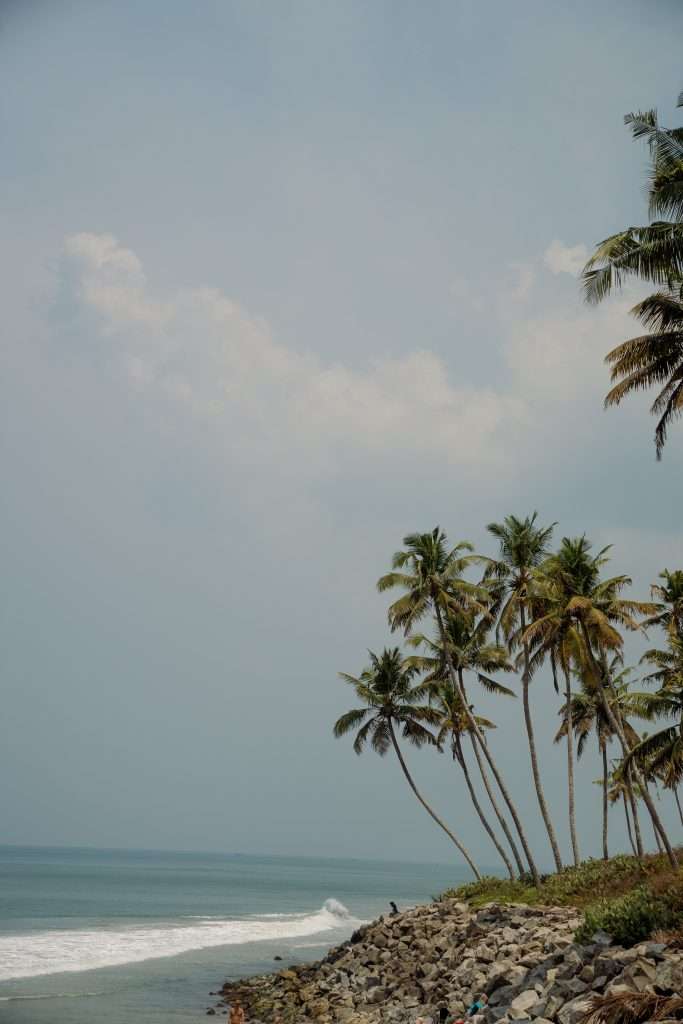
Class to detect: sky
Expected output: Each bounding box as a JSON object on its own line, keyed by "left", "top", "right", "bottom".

{"left": 1, "top": 0, "right": 682, "bottom": 870}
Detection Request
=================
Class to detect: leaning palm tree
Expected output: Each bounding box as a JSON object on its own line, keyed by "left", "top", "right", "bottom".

{"left": 333, "top": 647, "right": 481, "bottom": 878}
{"left": 582, "top": 100, "right": 683, "bottom": 456}
{"left": 485, "top": 513, "right": 563, "bottom": 871}
{"left": 377, "top": 528, "right": 541, "bottom": 885}
{"left": 408, "top": 617, "right": 520, "bottom": 878}
{"left": 529, "top": 536, "right": 678, "bottom": 867}
{"left": 421, "top": 680, "right": 515, "bottom": 879}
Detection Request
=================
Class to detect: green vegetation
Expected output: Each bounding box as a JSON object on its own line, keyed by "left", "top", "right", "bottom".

{"left": 439, "top": 851, "right": 683, "bottom": 947}
{"left": 333, "top": 517, "right": 683, "bottom": 884}
{"left": 576, "top": 886, "right": 675, "bottom": 946}
{"left": 582, "top": 91, "right": 683, "bottom": 458}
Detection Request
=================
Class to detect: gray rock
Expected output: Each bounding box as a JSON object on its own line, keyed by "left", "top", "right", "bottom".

{"left": 509, "top": 991, "right": 538, "bottom": 1016}
{"left": 560, "top": 978, "right": 589, "bottom": 998}
{"left": 654, "top": 957, "right": 683, "bottom": 993}
{"left": 488, "top": 985, "right": 515, "bottom": 1008}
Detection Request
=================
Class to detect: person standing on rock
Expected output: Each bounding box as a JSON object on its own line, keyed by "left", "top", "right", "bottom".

{"left": 466, "top": 993, "right": 488, "bottom": 1020}
{"left": 229, "top": 998, "right": 246, "bottom": 1024}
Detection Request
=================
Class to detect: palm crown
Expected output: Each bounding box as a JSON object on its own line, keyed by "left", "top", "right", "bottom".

{"left": 582, "top": 101, "right": 683, "bottom": 456}
{"left": 333, "top": 648, "right": 438, "bottom": 756}
{"left": 377, "top": 528, "right": 488, "bottom": 635}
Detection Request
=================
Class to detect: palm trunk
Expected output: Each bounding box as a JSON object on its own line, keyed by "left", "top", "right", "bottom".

{"left": 454, "top": 734, "right": 514, "bottom": 879}
{"left": 469, "top": 731, "right": 526, "bottom": 878}
{"left": 579, "top": 621, "right": 678, "bottom": 869}
{"left": 387, "top": 720, "right": 481, "bottom": 880}
{"left": 610, "top": 694, "right": 655, "bottom": 856}
{"left": 623, "top": 792, "right": 637, "bottom": 857}
{"left": 434, "top": 601, "right": 541, "bottom": 886}
{"left": 601, "top": 743, "right": 609, "bottom": 861}
{"left": 645, "top": 780, "right": 664, "bottom": 854}
{"left": 673, "top": 786, "right": 683, "bottom": 827}
{"left": 562, "top": 664, "right": 580, "bottom": 866}
{"left": 520, "top": 606, "right": 563, "bottom": 871}
{"left": 626, "top": 770, "right": 645, "bottom": 859}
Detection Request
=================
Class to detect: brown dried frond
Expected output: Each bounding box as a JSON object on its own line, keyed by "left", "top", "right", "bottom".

{"left": 581, "top": 990, "right": 683, "bottom": 1024}
{"left": 652, "top": 927, "right": 683, "bottom": 949}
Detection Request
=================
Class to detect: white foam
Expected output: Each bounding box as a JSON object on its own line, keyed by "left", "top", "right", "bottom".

{"left": 0, "top": 900, "right": 359, "bottom": 981}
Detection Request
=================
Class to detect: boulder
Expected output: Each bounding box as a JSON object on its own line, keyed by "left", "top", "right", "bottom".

{"left": 556, "top": 997, "right": 591, "bottom": 1024}
{"left": 654, "top": 957, "right": 683, "bottom": 994}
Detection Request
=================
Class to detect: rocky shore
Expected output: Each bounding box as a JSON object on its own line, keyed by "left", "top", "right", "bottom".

{"left": 210, "top": 900, "right": 683, "bottom": 1023}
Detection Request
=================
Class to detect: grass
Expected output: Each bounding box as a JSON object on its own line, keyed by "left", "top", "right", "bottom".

{"left": 438, "top": 850, "right": 683, "bottom": 946}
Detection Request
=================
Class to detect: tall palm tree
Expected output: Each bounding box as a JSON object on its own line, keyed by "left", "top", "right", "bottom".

{"left": 582, "top": 101, "right": 683, "bottom": 456}
{"left": 555, "top": 661, "right": 650, "bottom": 861}
{"left": 529, "top": 536, "right": 678, "bottom": 867}
{"left": 524, "top": 554, "right": 589, "bottom": 867}
{"left": 421, "top": 680, "right": 515, "bottom": 879}
{"left": 485, "top": 513, "right": 563, "bottom": 871}
{"left": 644, "top": 569, "right": 683, "bottom": 640}
{"left": 607, "top": 768, "right": 639, "bottom": 858}
{"left": 332, "top": 647, "right": 481, "bottom": 878}
{"left": 407, "top": 616, "right": 521, "bottom": 878}
{"left": 377, "top": 528, "right": 541, "bottom": 885}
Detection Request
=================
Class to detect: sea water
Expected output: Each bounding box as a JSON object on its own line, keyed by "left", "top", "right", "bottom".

{"left": 0, "top": 846, "right": 470, "bottom": 1022}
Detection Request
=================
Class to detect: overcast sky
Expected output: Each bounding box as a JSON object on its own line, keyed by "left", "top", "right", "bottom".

{"left": 2, "top": 0, "right": 682, "bottom": 870}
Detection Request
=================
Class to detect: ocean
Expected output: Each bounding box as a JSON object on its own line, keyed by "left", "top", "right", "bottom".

{"left": 0, "top": 846, "right": 470, "bottom": 1022}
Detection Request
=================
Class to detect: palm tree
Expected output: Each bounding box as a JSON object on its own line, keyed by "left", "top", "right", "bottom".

{"left": 421, "top": 679, "right": 515, "bottom": 879}
{"left": 524, "top": 551, "right": 591, "bottom": 867}
{"left": 377, "top": 528, "right": 541, "bottom": 885}
{"left": 332, "top": 647, "right": 481, "bottom": 878}
{"left": 407, "top": 616, "right": 521, "bottom": 878}
{"left": 583, "top": 106, "right": 683, "bottom": 303}
{"left": 607, "top": 768, "right": 639, "bottom": 858}
{"left": 644, "top": 569, "right": 683, "bottom": 640}
{"left": 529, "top": 536, "right": 678, "bottom": 867}
{"left": 582, "top": 101, "right": 683, "bottom": 456}
{"left": 631, "top": 634, "right": 683, "bottom": 796}
{"left": 602, "top": 292, "right": 683, "bottom": 458}
{"left": 485, "top": 513, "right": 563, "bottom": 871}
{"left": 555, "top": 660, "right": 651, "bottom": 861}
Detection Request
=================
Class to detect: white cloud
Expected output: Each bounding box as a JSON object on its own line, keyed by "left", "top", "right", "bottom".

{"left": 63, "top": 233, "right": 171, "bottom": 329}
{"left": 57, "top": 233, "right": 527, "bottom": 468}
{"left": 543, "top": 239, "right": 589, "bottom": 276}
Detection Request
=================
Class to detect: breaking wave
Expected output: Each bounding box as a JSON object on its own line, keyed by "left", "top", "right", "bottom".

{"left": 0, "top": 899, "right": 359, "bottom": 981}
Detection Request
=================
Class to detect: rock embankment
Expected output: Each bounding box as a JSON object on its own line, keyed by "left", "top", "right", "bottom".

{"left": 215, "top": 901, "right": 683, "bottom": 1024}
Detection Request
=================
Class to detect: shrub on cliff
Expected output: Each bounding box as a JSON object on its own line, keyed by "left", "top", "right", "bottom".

{"left": 575, "top": 886, "right": 675, "bottom": 946}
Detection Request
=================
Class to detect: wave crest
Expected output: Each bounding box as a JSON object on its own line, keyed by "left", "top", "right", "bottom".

{"left": 0, "top": 899, "right": 360, "bottom": 982}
